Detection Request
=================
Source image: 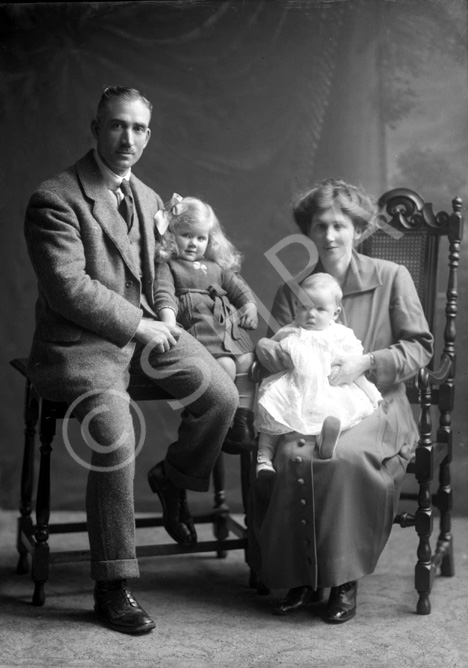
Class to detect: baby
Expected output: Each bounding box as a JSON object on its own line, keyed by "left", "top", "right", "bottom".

{"left": 254, "top": 273, "right": 382, "bottom": 478}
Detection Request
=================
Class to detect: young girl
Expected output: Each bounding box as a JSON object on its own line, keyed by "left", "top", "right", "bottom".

{"left": 153, "top": 194, "right": 258, "bottom": 451}
{"left": 254, "top": 272, "right": 382, "bottom": 478}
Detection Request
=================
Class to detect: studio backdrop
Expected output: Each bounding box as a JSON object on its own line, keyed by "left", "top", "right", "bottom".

{"left": 1, "top": 0, "right": 467, "bottom": 513}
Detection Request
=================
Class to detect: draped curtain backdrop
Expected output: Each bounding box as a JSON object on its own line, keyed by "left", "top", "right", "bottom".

{"left": 1, "top": 0, "right": 466, "bottom": 513}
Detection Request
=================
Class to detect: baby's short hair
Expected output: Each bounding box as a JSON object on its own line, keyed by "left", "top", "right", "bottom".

{"left": 299, "top": 273, "right": 343, "bottom": 308}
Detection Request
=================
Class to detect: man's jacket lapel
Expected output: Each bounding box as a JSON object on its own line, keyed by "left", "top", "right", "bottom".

{"left": 76, "top": 151, "right": 141, "bottom": 280}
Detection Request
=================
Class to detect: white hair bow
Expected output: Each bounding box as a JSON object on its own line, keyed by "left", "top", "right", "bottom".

{"left": 154, "top": 193, "right": 184, "bottom": 235}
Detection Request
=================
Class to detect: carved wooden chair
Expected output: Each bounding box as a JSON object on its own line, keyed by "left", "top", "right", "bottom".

{"left": 9, "top": 364, "right": 251, "bottom": 606}
{"left": 359, "top": 187, "right": 463, "bottom": 614}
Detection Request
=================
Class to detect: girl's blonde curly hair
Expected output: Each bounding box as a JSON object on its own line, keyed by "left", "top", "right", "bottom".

{"left": 156, "top": 196, "right": 243, "bottom": 273}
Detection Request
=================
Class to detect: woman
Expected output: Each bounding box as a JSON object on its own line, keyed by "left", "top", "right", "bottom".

{"left": 252, "top": 179, "right": 433, "bottom": 623}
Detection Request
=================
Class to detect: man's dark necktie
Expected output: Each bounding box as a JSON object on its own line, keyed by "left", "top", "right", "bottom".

{"left": 119, "top": 180, "right": 134, "bottom": 232}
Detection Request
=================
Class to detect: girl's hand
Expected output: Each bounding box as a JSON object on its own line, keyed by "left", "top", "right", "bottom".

{"left": 328, "top": 354, "right": 371, "bottom": 386}
{"left": 158, "top": 307, "right": 177, "bottom": 327}
{"left": 256, "top": 337, "right": 293, "bottom": 374}
{"left": 135, "top": 318, "right": 181, "bottom": 352}
{"left": 238, "top": 302, "right": 258, "bottom": 330}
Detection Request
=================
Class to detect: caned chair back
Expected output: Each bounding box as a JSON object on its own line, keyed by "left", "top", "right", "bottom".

{"left": 358, "top": 187, "right": 463, "bottom": 401}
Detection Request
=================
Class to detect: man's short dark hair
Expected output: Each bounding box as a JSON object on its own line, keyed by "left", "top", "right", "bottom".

{"left": 96, "top": 86, "right": 153, "bottom": 123}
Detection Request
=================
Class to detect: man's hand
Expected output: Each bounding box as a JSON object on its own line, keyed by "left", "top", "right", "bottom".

{"left": 328, "top": 354, "right": 371, "bottom": 386}
{"left": 255, "top": 337, "right": 293, "bottom": 374}
{"left": 135, "top": 318, "right": 181, "bottom": 353}
{"left": 238, "top": 302, "right": 258, "bottom": 330}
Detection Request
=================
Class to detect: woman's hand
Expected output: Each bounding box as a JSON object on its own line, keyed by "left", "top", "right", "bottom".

{"left": 328, "top": 354, "right": 371, "bottom": 386}
{"left": 238, "top": 302, "right": 258, "bottom": 330}
{"left": 256, "top": 337, "right": 293, "bottom": 374}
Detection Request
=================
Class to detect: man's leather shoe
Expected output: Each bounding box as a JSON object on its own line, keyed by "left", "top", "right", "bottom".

{"left": 222, "top": 408, "right": 256, "bottom": 454}
{"left": 147, "top": 461, "right": 197, "bottom": 545}
{"left": 94, "top": 580, "right": 155, "bottom": 635}
{"left": 326, "top": 581, "right": 357, "bottom": 623}
{"left": 272, "top": 585, "right": 324, "bottom": 616}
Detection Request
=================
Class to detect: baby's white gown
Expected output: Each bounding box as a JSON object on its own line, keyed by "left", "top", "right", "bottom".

{"left": 255, "top": 322, "right": 382, "bottom": 436}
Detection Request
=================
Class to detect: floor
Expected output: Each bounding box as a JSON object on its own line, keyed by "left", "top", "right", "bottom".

{"left": 0, "top": 511, "right": 467, "bottom": 668}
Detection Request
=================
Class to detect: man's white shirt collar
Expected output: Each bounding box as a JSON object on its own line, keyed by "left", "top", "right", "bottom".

{"left": 93, "top": 149, "right": 131, "bottom": 191}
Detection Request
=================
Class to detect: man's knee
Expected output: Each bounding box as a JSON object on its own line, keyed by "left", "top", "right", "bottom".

{"left": 213, "top": 371, "right": 238, "bottom": 413}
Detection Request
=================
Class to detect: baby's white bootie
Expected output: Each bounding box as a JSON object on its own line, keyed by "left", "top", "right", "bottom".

{"left": 317, "top": 416, "right": 341, "bottom": 459}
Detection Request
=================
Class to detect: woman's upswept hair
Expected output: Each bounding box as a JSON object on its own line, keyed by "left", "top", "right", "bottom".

{"left": 157, "top": 197, "right": 243, "bottom": 272}
{"left": 292, "top": 178, "right": 379, "bottom": 237}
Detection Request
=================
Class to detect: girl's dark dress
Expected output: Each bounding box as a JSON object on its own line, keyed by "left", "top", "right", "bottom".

{"left": 154, "top": 258, "right": 254, "bottom": 358}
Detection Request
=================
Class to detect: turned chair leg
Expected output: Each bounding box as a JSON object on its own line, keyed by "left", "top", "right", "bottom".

{"left": 31, "top": 403, "right": 56, "bottom": 606}
{"left": 239, "top": 450, "right": 252, "bottom": 518}
{"left": 16, "top": 380, "right": 39, "bottom": 575}
{"left": 242, "top": 447, "right": 271, "bottom": 596}
{"left": 436, "top": 455, "right": 455, "bottom": 578}
{"left": 212, "top": 453, "right": 229, "bottom": 556}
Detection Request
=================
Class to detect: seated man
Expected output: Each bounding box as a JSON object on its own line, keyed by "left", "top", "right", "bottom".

{"left": 24, "top": 86, "right": 238, "bottom": 635}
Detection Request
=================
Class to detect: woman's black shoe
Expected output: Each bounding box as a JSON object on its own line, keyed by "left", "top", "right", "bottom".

{"left": 272, "top": 585, "right": 324, "bottom": 616}
{"left": 94, "top": 580, "right": 155, "bottom": 634}
{"left": 326, "top": 581, "right": 357, "bottom": 623}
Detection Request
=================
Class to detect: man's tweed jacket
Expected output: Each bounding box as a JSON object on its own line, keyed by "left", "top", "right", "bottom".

{"left": 24, "top": 150, "right": 163, "bottom": 402}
